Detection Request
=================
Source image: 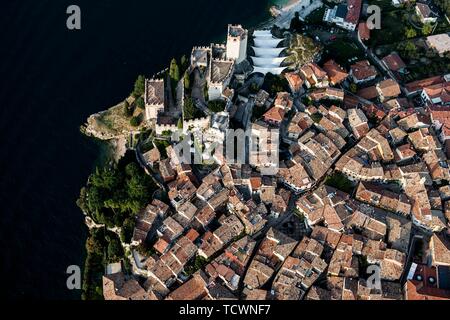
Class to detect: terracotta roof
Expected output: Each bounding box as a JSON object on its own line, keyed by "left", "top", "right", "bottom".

{"left": 351, "top": 60, "right": 378, "bottom": 81}
{"left": 357, "top": 86, "right": 378, "bottom": 100}
{"left": 378, "top": 79, "right": 401, "bottom": 98}
{"left": 423, "top": 82, "right": 450, "bottom": 104}
{"left": 284, "top": 72, "right": 304, "bottom": 92}
{"left": 274, "top": 92, "right": 293, "bottom": 109}
{"left": 323, "top": 60, "right": 348, "bottom": 85}
{"left": 429, "top": 106, "right": 450, "bottom": 136}
{"left": 167, "top": 273, "right": 209, "bottom": 300}
{"left": 346, "top": 0, "right": 362, "bottom": 25}
{"left": 406, "top": 280, "right": 450, "bottom": 300}
{"left": 250, "top": 176, "right": 262, "bottom": 190}
{"left": 431, "top": 233, "right": 450, "bottom": 266}
{"left": 382, "top": 53, "right": 406, "bottom": 72}
{"left": 153, "top": 238, "right": 169, "bottom": 254}
{"left": 186, "top": 228, "right": 200, "bottom": 242}
{"left": 263, "top": 106, "right": 285, "bottom": 123}
{"left": 358, "top": 22, "right": 370, "bottom": 40}
{"left": 405, "top": 76, "right": 445, "bottom": 94}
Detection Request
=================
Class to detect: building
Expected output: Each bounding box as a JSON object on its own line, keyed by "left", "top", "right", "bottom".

{"left": 322, "top": 60, "right": 348, "bottom": 85}
{"left": 309, "top": 87, "right": 344, "bottom": 101}
{"left": 284, "top": 71, "right": 304, "bottom": 94}
{"left": 377, "top": 79, "right": 401, "bottom": 102}
{"left": 226, "top": 24, "right": 248, "bottom": 64}
{"left": 421, "top": 82, "right": 450, "bottom": 106}
{"left": 415, "top": 3, "right": 437, "bottom": 24}
{"left": 323, "top": 0, "right": 362, "bottom": 31}
{"left": 347, "top": 108, "right": 369, "bottom": 139}
{"left": 350, "top": 60, "right": 378, "bottom": 83}
{"left": 191, "top": 46, "right": 210, "bottom": 68}
{"left": 198, "top": 215, "right": 244, "bottom": 259}
{"left": 145, "top": 78, "right": 165, "bottom": 120}
{"left": 243, "top": 228, "right": 298, "bottom": 290}
{"left": 426, "top": 33, "right": 450, "bottom": 57}
{"left": 382, "top": 53, "right": 407, "bottom": 74}
{"left": 300, "top": 63, "right": 329, "bottom": 88}
{"left": 271, "top": 237, "right": 327, "bottom": 300}
{"left": 166, "top": 272, "right": 210, "bottom": 300}
{"left": 405, "top": 264, "right": 450, "bottom": 300}
{"left": 430, "top": 233, "right": 450, "bottom": 267}
{"left": 132, "top": 200, "right": 170, "bottom": 245}
{"left": 263, "top": 106, "right": 285, "bottom": 126}
{"left": 205, "top": 236, "right": 257, "bottom": 291}
{"left": 103, "top": 271, "right": 157, "bottom": 300}
{"left": 405, "top": 75, "right": 447, "bottom": 96}
{"left": 358, "top": 21, "right": 370, "bottom": 41}
{"left": 207, "top": 59, "right": 235, "bottom": 100}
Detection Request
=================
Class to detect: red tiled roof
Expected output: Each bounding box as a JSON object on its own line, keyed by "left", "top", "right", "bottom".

{"left": 405, "top": 76, "right": 445, "bottom": 93}
{"left": 186, "top": 228, "right": 200, "bottom": 242}
{"left": 323, "top": 60, "right": 348, "bottom": 85}
{"left": 346, "top": 0, "right": 362, "bottom": 25}
{"left": 263, "top": 106, "right": 285, "bottom": 123}
{"left": 382, "top": 53, "right": 406, "bottom": 72}
{"left": 358, "top": 22, "right": 370, "bottom": 40}
{"left": 153, "top": 238, "right": 169, "bottom": 254}
{"left": 357, "top": 86, "right": 378, "bottom": 100}
{"left": 423, "top": 82, "right": 450, "bottom": 104}
{"left": 351, "top": 60, "right": 378, "bottom": 81}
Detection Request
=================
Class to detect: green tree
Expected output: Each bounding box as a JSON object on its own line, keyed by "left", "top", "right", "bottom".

{"left": 207, "top": 100, "right": 226, "bottom": 112}
{"left": 130, "top": 116, "right": 141, "bottom": 127}
{"left": 400, "top": 40, "right": 418, "bottom": 59}
{"left": 184, "top": 72, "right": 191, "bottom": 90}
{"left": 123, "top": 100, "right": 133, "bottom": 117}
{"left": 183, "top": 97, "right": 203, "bottom": 120}
{"left": 434, "top": 0, "right": 450, "bottom": 17}
{"left": 405, "top": 27, "right": 417, "bottom": 39}
{"left": 132, "top": 75, "right": 145, "bottom": 97}
{"left": 136, "top": 96, "right": 145, "bottom": 109}
{"left": 169, "top": 58, "right": 180, "bottom": 83}
{"left": 421, "top": 23, "right": 433, "bottom": 36}
{"left": 262, "top": 73, "right": 289, "bottom": 96}
{"left": 107, "top": 237, "right": 123, "bottom": 262}
{"left": 180, "top": 55, "right": 189, "bottom": 73}
{"left": 120, "top": 218, "right": 135, "bottom": 243}
{"left": 177, "top": 118, "right": 183, "bottom": 129}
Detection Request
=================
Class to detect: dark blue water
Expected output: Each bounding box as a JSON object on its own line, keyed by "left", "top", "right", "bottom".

{"left": 0, "top": 0, "right": 273, "bottom": 299}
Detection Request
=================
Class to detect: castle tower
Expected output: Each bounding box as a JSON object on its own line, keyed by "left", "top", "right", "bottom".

{"left": 144, "top": 78, "right": 165, "bottom": 121}
{"left": 226, "top": 24, "right": 248, "bottom": 64}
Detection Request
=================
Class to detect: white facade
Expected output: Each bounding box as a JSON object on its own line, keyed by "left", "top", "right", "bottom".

{"left": 323, "top": 6, "right": 357, "bottom": 31}
{"left": 226, "top": 24, "right": 248, "bottom": 64}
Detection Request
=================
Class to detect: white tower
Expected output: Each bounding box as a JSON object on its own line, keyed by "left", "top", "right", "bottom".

{"left": 226, "top": 24, "right": 248, "bottom": 64}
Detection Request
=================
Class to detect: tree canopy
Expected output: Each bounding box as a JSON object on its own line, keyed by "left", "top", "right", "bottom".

{"left": 135, "top": 96, "right": 145, "bottom": 109}
{"left": 77, "top": 154, "right": 157, "bottom": 228}
{"left": 132, "top": 75, "right": 145, "bottom": 97}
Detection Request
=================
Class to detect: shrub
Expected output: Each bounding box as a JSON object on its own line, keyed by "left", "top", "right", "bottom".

{"left": 130, "top": 116, "right": 141, "bottom": 127}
